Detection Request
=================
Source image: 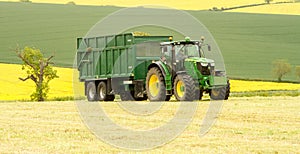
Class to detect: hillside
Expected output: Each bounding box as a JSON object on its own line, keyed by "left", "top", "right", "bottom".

{"left": 0, "top": 0, "right": 291, "bottom": 10}
{"left": 0, "top": 2, "right": 300, "bottom": 81}
{"left": 226, "top": 2, "right": 300, "bottom": 15}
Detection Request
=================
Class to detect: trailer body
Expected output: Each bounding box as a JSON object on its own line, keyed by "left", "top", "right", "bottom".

{"left": 77, "top": 33, "right": 171, "bottom": 101}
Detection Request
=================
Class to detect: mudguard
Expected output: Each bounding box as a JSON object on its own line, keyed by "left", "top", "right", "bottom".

{"left": 148, "top": 61, "right": 172, "bottom": 91}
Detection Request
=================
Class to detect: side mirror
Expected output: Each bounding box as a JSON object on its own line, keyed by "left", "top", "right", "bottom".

{"left": 207, "top": 45, "right": 211, "bottom": 51}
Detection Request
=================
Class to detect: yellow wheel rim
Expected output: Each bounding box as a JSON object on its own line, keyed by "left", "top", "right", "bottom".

{"left": 176, "top": 80, "right": 185, "bottom": 98}
{"left": 149, "top": 74, "right": 159, "bottom": 97}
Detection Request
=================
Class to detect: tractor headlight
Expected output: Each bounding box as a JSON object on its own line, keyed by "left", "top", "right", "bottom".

{"left": 201, "top": 62, "right": 208, "bottom": 67}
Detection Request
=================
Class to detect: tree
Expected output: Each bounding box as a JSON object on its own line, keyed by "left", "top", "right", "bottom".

{"left": 272, "top": 59, "right": 291, "bottom": 82}
{"left": 19, "top": 0, "right": 32, "bottom": 3}
{"left": 16, "top": 47, "right": 58, "bottom": 101}
{"left": 66, "top": 1, "right": 76, "bottom": 5}
{"left": 295, "top": 66, "right": 300, "bottom": 81}
{"left": 265, "top": 0, "right": 273, "bottom": 4}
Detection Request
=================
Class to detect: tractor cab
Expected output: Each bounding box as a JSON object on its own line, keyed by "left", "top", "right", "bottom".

{"left": 160, "top": 37, "right": 212, "bottom": 74}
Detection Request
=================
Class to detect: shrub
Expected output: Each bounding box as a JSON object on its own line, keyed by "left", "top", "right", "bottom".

{"left": 20, "top": 0, "right": 32, "bottom": 3}
{"left": 66, "top": 1, "right": 76, "bottom": 5}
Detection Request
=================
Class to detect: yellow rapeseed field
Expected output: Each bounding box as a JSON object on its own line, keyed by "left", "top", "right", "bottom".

{"left": 0, "top": 63, "right": 83, "bottom": 101}
{"left": 226, "top": 3, "right": 300, "bottom": 16}
{"left": 230, "top": 79, "right": 300, "bottom": 92}
{"left": 0, "top": 0, "right": 290, "bottom": 10}
{"left": 0, "top": 63, "right": 299, "bottom": 101}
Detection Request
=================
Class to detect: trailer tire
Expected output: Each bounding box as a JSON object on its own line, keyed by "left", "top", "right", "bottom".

{"left": 146, "top": 67, "right": 167, "bottom": 101}
{"left": 97, "top": 81, "right": 115, "bottom": 101}
{"left": 173, "top": 74, "right": 196, "bottom": 101}
{"left": 86, "top": 82, "right": 98, "bottom": 101}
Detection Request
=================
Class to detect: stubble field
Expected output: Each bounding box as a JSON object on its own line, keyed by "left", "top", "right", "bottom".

{"left": 0, "top": 97, "right": 299, "bottom": 153}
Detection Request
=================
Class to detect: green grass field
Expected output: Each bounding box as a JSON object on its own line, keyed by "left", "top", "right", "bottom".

{"left": 1, "top": 2, "right": 300, "bottom": 81}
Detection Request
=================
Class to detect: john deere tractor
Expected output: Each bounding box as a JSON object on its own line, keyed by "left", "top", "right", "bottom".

{"left": 145, "top": 37, "right": 230, "bottom": 101}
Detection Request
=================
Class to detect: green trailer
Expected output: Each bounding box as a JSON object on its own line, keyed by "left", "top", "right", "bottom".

{"left": 77, "top": 33, "right": 230, "bottom": 101}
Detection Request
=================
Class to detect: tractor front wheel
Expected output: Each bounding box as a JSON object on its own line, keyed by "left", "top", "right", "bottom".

{"left": 146, "top": 67, "right": 166, "bottom": 101}
{"left": 173, "top": 74, "right": 196, "bottom": 101}
{"left": 210, "top": 80, "right": 230, "bottom": 100}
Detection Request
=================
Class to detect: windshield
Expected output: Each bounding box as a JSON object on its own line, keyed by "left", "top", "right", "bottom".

{"left": 175, "top": 44, "right": 203, "bottom": 60}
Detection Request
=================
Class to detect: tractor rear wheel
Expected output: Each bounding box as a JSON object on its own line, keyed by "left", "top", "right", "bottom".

{"left": 86, "top": 82, "right": 98, "bottom": 101}
{"left": 210, "top": 80, "right": 230, "bottom": 100}
{"left": 173, "top": 74, "right": 196, "bottom": 101}
{"left": 146, "top": 67, "right": 166, "bottom": 101}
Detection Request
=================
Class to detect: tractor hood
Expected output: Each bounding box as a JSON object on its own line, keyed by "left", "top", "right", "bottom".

{"left": 185, "top": 57, "right": 215, "bottom": 65}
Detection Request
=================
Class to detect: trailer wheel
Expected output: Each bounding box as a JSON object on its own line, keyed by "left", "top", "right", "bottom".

{"left": 97, "top": 81, "right": 115, "bottom": 101}
{"left": 146, "top": 67, "right": 166, "bottom": 101}
{"left": 210, "top": 80, "right": 230, "bottom": 100}
{"left": 173, "top": 74, "right": 196, "bottom": 101}
{"left": 86, "top": 82, "right": 98, "bottom": 101}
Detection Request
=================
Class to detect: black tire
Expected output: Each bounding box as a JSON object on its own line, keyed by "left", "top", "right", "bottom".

{"left": 146, "top": 67, "right": 167, "bottom": 101}
{"left": 165, "top": 95, "right": 171, "bottom": 101}
{"left": 173, "top": 74, "right": 196, "bottom": 101}
{"left": 97, "top": 81, "right": 115, "bottom": 101}
{"left": 86, "top": 82, "right": 98, "bottom": 101}
{"left": 225, "top": 80, "right": 230, "bottom": 100}
{"left": 196, "top": 88, "right": 203, "bottom": 100}
{"left": 210, "top": 80, "right": 230, "bottom": 100}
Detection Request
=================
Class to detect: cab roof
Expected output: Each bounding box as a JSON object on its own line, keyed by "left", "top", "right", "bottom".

{"left": 160, "top": 40, "right": 200, "bottom": 46}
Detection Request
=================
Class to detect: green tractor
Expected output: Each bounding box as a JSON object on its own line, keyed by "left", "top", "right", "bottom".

{"left": 145, "top": 36, "right": 230, "bottom": 101}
